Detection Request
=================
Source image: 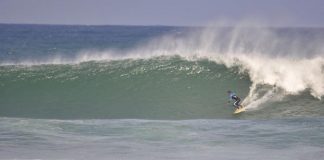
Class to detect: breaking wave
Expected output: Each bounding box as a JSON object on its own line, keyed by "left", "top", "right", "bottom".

{"left": 1, "top": 24, "right": 324, "bottom": 119}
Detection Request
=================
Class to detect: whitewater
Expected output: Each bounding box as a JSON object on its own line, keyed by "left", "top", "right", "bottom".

{"left": 0, "top": 24, "right": 324, "bottom": 159}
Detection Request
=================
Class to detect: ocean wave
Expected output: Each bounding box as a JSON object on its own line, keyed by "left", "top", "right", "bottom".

{"left": 1, "top": 25, "right": 324, "bottom": 119}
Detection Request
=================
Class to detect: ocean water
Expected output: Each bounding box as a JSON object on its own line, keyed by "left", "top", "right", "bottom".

{"left": 0, "top": 24, "right": 324, "bottom": 159}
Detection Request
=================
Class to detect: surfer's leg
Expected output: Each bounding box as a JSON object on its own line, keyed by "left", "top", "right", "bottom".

{"left": 234, "top": 99, "right": 241, "bottom": 109}
{"left": 234, "top": 100, "right": 240, "bottom": 109}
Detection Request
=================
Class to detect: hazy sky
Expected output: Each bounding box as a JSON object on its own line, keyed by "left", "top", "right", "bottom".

{"left": 0, "top": 0, "right": 323, "bottom": 27}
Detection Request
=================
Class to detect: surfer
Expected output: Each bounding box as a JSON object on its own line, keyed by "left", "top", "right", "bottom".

{"left": 227, "top": 90, "right": 242, "bottom": 109}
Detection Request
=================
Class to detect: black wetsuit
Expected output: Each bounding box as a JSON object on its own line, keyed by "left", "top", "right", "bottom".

{"left": 229, "top": 93, "right": 241, "bottom": 109}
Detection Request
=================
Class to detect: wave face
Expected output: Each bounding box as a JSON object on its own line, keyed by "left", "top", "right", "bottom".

{"left": 0, "top": 57, "right": 250, "bottom": 119}
{"left": 0, "top": 24, "right": 324, "bottom": 119}
{"left": 1, "top": 57, "right": 323, "bottom": 119}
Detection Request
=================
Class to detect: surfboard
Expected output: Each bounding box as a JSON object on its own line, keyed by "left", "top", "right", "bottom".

{"left": 233, "top": 106, "right": 245, "bottom": 114}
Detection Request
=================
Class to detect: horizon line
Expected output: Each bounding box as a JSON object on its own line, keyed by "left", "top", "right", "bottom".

{"left": 0, "top": 22, "right": 323, "bottom": 29}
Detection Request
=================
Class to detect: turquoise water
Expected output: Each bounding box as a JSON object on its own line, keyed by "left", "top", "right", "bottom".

{"left": 0, "top": 24, "right": 323, "bottom": 159}
{"left": 0, "top": 57, "right": 251, "bottom": 119}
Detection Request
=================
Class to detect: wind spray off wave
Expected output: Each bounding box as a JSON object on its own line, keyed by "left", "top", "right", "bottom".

{"left": 75, "top": 25, "right": 324, "bottom": 108}
{"left": 76, "top": 26, "right": 324, "bottom": 99}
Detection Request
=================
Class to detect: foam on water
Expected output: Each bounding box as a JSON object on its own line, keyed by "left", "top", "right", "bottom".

{"left": 1, "top": 117, "right": 324, "bottom": 160}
